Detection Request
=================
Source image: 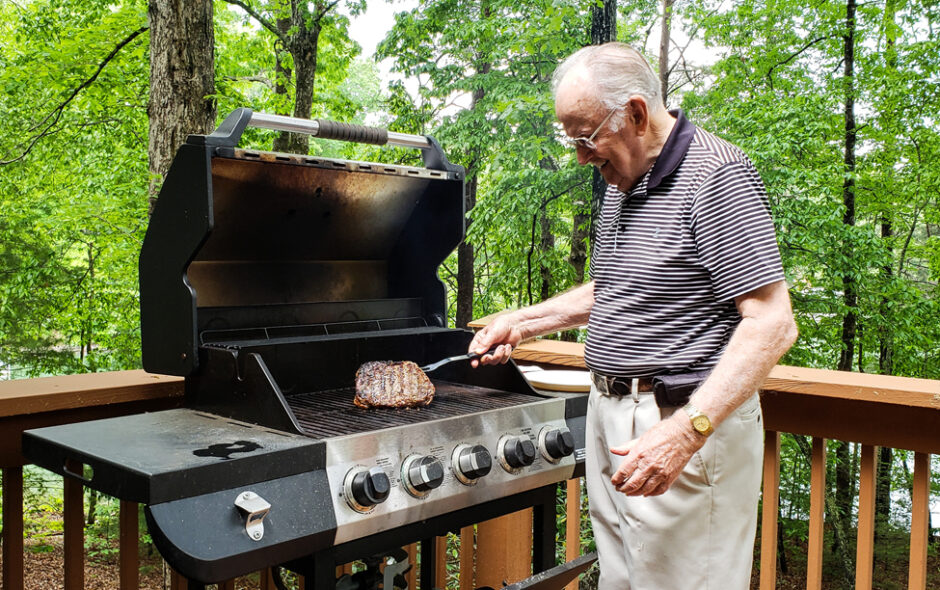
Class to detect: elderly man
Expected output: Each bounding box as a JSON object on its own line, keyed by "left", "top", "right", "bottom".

{"left": 469, "top": 43, "right": 798, "bottom": 588}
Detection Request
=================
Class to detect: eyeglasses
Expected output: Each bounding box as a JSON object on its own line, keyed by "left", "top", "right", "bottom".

{"left": 564, "top": 107, "right": 619, "bottom": 151}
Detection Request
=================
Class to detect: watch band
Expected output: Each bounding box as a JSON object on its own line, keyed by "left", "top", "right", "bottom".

{"left": 683, "top": 402, "right": 714, "bottom": 438}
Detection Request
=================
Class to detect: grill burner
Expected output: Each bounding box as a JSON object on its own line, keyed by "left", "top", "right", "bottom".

{"left": 290, "top": 382, "right": 537, "bottom": 438}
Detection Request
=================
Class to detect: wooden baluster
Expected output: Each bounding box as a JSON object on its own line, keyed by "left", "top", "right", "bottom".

{"left": 760, "top": 431, "right": 781, "bottom": 590}
{"left": 565, "top": 477, "right": 581, "bottom": 590}
{"left": 406, "top": 543, "right": 418, "bottom": 590}
{"left": 2, "top": 466, "right": 25, "bottom": 590}
{"left": 854, "top": 445, "right": 877, "bottom": 590}
{"left": 169, "top": 567, "right": 185, "bottom": 590}
{"left": 459, "top": 525, "right": 475, "bottom": 590}
{"left": 806, "top": 437, "right": 826, "bottom": 590}
{"left": 119, "top": 500, "right": 139, "bottom": 590}
{"left": 260, "top": 567, "right": 274, "bottom": 590}
{"left": 435, "top": 535, "right": 448, "bottom": 588}
{"left": 476, "top": 509, "right": 533, "bottom": 588}
{"left": 63, "top": 473, "right": 85, "bottom": 590}
{"left": 908, "top": 452, "right": 931, "bottom": 590}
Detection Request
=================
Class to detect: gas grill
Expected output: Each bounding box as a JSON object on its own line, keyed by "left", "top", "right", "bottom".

{"left": 22, "top": 110, "right": 589, "bottom": 588}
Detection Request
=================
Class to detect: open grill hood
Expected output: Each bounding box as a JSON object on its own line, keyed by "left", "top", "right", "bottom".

{"left": 140, "top": 108, "right": 466, "bottom": 376}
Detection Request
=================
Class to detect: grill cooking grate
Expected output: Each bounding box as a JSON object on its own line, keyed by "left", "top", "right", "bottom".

{"left": 287, "top": 382, "right": 540, "bottom": 438}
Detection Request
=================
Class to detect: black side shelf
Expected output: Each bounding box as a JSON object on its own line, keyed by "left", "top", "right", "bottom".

{"left": 22, "top": 409, "right": 324, "bottom": 504}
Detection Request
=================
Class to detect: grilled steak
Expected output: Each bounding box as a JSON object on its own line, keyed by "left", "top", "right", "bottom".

{"left": 354, "top": 360, "right": 435, "bottom": 408}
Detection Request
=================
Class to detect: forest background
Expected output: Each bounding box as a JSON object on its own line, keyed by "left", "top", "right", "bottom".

{"left": 0, "top": 0, "right": 938, "bottom": 587}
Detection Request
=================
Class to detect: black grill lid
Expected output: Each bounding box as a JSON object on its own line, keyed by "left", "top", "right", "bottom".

{"left": 140, "top": 110, "right": 465, "bottom": 376}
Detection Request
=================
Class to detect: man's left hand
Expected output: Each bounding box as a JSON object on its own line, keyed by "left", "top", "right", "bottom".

{"left": 609, "top": 413, "right": 705, "bottom": 496}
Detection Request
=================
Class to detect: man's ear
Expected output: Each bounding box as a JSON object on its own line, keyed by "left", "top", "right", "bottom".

{"left": 626, "top": 96, "right": 649, "bottom": 136}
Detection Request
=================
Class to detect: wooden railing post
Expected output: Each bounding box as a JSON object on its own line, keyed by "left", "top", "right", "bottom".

{"left": 855, "top": 444, "right": 877, "bottom": 590}
{"left": 760, "top": 431, "right": 781, "bottom": 590}
{"left": 459, "top": 525, "right": 475, "bottom": 590}
{"left": 63, "top": 474, "right": 85, "bottom": 590}
{"left": 476, "top": 509, "right": 533, "bottom": 588}
{"left": 435, "top": 535, "right": 448, "bottom": 588}
{"left": 2, "top": 466, "right": 25, "bottom": 590}
{"left": 806, "top": 437, "right": 826, "bottom": 590}
{"left": 119, "top": 500, "right": 139, "bottom": 589}
{"left": 565, "top": 477, "right": 581, "bottom": 590}
{"left": 908, "top": 452, "right": 931, "bottom": 590}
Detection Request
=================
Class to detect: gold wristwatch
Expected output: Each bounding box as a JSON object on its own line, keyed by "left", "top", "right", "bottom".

{"left": 683, "top": 403, "right": 714, "bottom": 438}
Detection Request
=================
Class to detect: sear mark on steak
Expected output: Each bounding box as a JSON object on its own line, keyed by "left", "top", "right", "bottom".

{"left": 354, "top": 360, "right": 435, "bottom": 408}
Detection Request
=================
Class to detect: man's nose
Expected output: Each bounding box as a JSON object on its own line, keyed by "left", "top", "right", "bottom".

{"left": 576, "top": 146, "right": 593, "bottom": 166}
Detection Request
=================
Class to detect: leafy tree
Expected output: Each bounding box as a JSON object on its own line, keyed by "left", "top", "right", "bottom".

{"left": 0, "top": 0, "right": 150, "bottom": 376}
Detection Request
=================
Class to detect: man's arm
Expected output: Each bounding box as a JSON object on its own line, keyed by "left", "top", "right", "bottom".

{"left": 610, "top": 279, "right": 798, "bottom": 496}
{"left": 468, "top": 281, "right": 595, "bottom": 367}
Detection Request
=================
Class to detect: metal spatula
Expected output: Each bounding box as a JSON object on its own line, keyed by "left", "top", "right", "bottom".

{"left": 419, "top": 346, "right": 501, "bottom": 373}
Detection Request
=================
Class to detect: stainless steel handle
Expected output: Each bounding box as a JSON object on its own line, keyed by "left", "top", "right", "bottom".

{"left": 248, "top": 112, "right": 430, "bottom": 149}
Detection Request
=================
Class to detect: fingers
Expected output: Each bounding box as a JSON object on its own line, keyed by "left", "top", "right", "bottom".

{"left": 480, "top": 343, "right": 512, "bottom": 365}
{"left": 611, "top": 459, "right": 670, "bottom": 496}
{"left": 609, "top": 440, "right": 636, "bottom": 456}
{"left": 469, "top": 323, "right": 515, "bottom": 367}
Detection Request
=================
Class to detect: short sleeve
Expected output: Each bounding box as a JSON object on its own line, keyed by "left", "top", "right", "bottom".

{"left": 690, "top": 160, "right": 785, "bottom": 302}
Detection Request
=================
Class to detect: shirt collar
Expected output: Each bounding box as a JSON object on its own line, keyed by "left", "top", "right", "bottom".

{"left": 647, "top": 109, "right": 695, "bottom": 191}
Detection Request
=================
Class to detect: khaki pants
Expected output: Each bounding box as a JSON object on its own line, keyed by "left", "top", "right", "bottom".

{"left": 585, "top": 385, "right": 763, "bottom": 589}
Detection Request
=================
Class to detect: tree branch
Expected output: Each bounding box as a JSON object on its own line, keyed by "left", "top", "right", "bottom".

{"left": 221, "top": 0, "right": 288, "bottom": 44}
{"left": 766, "top": 36, "right": 830, "bottom": 81}
{"left": 222, "top": 74, "right": 276, "bottom": 89}
{"left": 1, "top": 26, "right": 148, "bottom": 166}
{"left": 316, "top": 0, "right": 342, "bottom": 22}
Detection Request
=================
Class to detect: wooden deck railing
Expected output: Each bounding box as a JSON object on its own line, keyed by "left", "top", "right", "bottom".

{"left": 2, "top": 347, "right": 938, "bottom": 589}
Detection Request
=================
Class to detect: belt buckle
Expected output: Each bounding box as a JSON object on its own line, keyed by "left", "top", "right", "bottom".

{"left": 591, "top": 372, "right": 610, "bottom": 395}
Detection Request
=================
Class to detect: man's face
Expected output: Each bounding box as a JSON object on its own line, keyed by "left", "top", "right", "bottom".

{"left": 555, "top": 74, "right": 646, "bottom": 192}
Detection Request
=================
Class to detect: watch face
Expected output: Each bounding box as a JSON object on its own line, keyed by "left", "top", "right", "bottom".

{"left": 692, "top": 416, "right": 710, "bottom": 432}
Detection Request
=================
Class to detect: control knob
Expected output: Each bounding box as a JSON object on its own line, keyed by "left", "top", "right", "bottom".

{"left": 344, "top": 466, "right": 391, "bottom": 512}
{"left": 539, "top": 427, "right": 575, "bottom": 463}
{"left": 402, "top": 455, "right": 445, "bottom": 497}
{"left": 452, "top": 444, "right": 492, "bottom": 485}
{"left": 498, "top": 435, "right": 537, "bottom": 472}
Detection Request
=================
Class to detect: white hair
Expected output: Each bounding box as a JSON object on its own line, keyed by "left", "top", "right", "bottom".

{"left": 552, "top": 42, "right": 664, "bottom": 128}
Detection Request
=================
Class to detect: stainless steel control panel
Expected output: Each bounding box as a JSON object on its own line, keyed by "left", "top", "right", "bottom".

{"left": 325, "top": 398, "right": 575, "bottom": 544}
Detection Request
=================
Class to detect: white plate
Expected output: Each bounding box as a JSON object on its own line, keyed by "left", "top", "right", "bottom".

{"left": 524, "top": 369, "right": 591, "bottom": 392}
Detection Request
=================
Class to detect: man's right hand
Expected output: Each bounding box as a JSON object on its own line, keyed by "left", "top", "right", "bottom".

{"left": 468, "top": 314, "right": 523, "bottom": 368}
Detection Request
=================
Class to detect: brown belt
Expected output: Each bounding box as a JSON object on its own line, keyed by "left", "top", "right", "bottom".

{"left": 591, "top": 372, "right": 655, "bottom": 396}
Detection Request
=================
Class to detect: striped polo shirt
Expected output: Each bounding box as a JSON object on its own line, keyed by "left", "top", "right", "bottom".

{"left": 585, "top": 110, "right": 785, "bottom": 377}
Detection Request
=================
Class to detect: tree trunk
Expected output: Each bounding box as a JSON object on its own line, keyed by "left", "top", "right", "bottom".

{"left": 286, "top": 17, "right": 319, "bottom": 154}
{"left": 878, "top": 0, "right": 898, "bottom": 378}
{"left": 585, "top": 0, "right": 616, "bottom": 256}
{"left": 273, "top": 16, "right": 293, "bottom": 153}
{"left": 837, "top": 0, "right": 858, "bottom": 374}
{"left": 147, "top": 0, "right": 216, "bottom": 215}
{"left": 540, "top": 202, "right": 554, "bottom": 301}
{"left": 830, "top": 2, "right": 857, "bottom": 583}
{"left": 456, "top": 173, "right": 477, "bottom": 328}
{"left": 833, "top": 441, "right": 852, "bottom": 557}
{"left": 455, "top": 53, "right": 491, "bottom": 328}
{"left": 874, "top": 445, "right": 892, "bottom": 553}
{"left": 659, "top": 0, "right": 674, "bottom": 106}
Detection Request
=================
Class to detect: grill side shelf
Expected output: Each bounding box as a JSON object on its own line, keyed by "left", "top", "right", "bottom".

{"left": 22, "top": 408, "right": 324, "bottom": 504}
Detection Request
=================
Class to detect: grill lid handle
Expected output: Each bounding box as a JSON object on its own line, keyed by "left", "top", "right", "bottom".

{"left": 188, "top": 108, "right": 461, "bottom": 172}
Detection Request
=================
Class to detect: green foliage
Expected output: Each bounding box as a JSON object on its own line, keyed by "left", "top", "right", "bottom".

{"left": 0, "top": 0, "right": 149, "bottom": 377}
{"left": 682, "top": 0, "right": 940, "bottom": 379}
{"left": 0, "top": 1, "right": 381, "bottom": 377}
